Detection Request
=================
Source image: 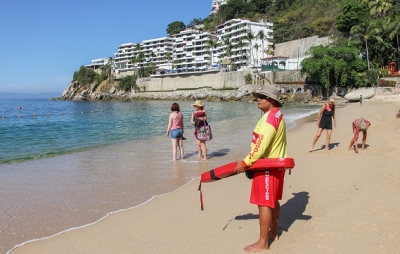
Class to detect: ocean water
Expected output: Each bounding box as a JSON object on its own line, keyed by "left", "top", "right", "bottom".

{"left": 0, "top": 98, "right": 319, "bottom": 165}
{"left": 0, "top": 98, "right": 320, "bottom": 253}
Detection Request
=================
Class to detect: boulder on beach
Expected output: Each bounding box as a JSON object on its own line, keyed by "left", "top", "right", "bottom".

{"left": 344, "top": 88, "right": 375, "bottom": 102}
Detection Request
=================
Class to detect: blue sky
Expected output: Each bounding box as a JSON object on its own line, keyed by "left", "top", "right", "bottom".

{"left": 0, "top": 0, "right": 211, "bottom": 95}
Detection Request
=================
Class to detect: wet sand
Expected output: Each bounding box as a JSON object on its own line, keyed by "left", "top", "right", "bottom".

{"left": 1, "top": 109, "right": 261, "bottom": 253}
{"left": 6, "top": 98, "right": 400, "bottom": 253}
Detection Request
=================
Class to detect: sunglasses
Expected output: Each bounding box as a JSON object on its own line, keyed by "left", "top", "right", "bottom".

{"left": 257, "top": 94, "right": 269, "bottom": 100}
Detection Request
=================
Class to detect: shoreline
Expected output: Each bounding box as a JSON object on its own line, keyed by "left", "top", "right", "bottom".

{"left": 8, "top": 98, "right": 400, "bottom": 253}
{"left": 1, "top": 103, "right": 315, "bottom": 252}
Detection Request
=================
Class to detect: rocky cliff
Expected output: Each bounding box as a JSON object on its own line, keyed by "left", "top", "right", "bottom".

{"left": 58, "top": 70, "right": 323, "bottom": 104}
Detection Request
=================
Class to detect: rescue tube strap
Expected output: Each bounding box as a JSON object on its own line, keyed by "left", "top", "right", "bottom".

{"left": 198, "top": 182, "right": 204, "bottom": 210}
{"left": 209, "top": 169, "right": 221, "bottom": 181}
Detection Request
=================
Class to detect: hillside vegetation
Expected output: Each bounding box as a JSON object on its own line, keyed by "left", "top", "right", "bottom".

{"left": 72, "top": 0, "right": 400, "bottom": 93}
{"left": 199, "top": 0, "right": 343, "bottom": 43}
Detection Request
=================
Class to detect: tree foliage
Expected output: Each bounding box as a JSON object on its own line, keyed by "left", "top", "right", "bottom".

{"left": 166, "top": 21, "right": 186, "bottom": 36}
{"left": 300, "top": 45, "right": 367, "bottom": 88}
{"left": 73, "top": 66, "right": 97, "bottom": 87}
{"left": 218, "top": 0, "right": 256, "bottom": 21}
{"left": 335, "top": 0, "right": 369, "bottom": 34}
{"left": 118, "top": 75, "right": 138, "bottom": 92}
{"left": 186, "top": 18, "right": 203, "bottom": 28}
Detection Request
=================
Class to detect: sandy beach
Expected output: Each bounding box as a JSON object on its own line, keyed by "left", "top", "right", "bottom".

{"left": 9, "top": 97, "right": 400, "bottom": 254}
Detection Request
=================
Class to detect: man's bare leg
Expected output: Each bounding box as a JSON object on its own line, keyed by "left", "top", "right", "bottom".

{"left": 269, "top": 201, "right": 280, "bottom": 240}
{"left": 244, "top": 206, "right": 271, "bottom": 252}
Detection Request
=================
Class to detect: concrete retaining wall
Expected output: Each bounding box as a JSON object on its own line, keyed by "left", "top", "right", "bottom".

{"left": 137, "top": 70, "right": 256, "bottom": 92}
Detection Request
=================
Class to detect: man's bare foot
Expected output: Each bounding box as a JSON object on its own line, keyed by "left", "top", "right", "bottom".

{"left": 244, "top": 242, "right": 269, "bottom": 252}
{"left": 198, "top": 155, "right": 202, "bottom": 159}
{"left": 202, "top": 156, "right": 207, "bottom": 160}
{"left": 308, "top": 147, "right": 313, "bottom": 152}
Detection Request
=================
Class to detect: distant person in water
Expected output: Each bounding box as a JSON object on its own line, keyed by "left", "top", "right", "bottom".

{"left": 309, "top": 97, "right": 337, "bottom": 152}
{"left": 359, "top": 95, "right": 363, "bottom": 106}
{"left": 348, "top": 118, "right": 371, "bottom": 153}
{"left": 166, "top": 103, "right": 184, "bottom": 160}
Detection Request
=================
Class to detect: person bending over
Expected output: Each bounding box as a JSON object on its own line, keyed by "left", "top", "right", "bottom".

{"left": 348, "top": 118, "right": 371, "bottom": 153}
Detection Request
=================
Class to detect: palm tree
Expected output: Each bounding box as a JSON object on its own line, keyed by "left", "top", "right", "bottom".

{"left": 129, "top": 56, "right": 138, "bottom": 69}
{"left": 165, "top": 52, "right": 172, "bottom": 62}
{"left": 134, "top": 43, "right": 142, "bottom": 67}
{"left": 387, "top": 16, "right": 400, "bottom": 70}
{"left": 253, "top": 43, "right": 260, "bottom": 67}
{"left": 205, "top": 38, "right": 218, "bottom": 66}
{"left": 173, "top": 60, "right": 179, "bottom": 70}
{"left": 264, "top": 45, "right": 274, "bottom": 57}
{"left": 236, "top": 39, "right": 249, "bottom": 66}
{"left": 222, "top": 36, "right": 233, "bottom": 61}
{"left": 245, "top": 31, "right": 256, "bottom": 64}
{"left": 351, "top": 20, "right": 383, "bottom": 70}
{"left": 150, "top": 52, "right": 157, "bottom": 63}
{"left": 106, "top": 57, "right": 114, "bottom": 80}
{"left": 257, "top": 30, "right": 266, "bottom": 59}
{"left": 362, "top": 0, "right": 393, "bottom": 18}
{"left": 245, "top": 31, "right": 255, "bottom": 66}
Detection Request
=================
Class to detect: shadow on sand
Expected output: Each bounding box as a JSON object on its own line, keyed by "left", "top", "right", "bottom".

{"left": 233, "top": 191, "right": 312, "bottom": 236}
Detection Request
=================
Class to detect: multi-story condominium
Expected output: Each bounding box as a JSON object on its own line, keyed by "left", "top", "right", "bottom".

{"left": 113, "top": 37, "right": 174, "bottom": 73}
{"left": 140, "top": 37, "right": 174, "bottom": 69}
{"left": 215, "top": 18, "right": 273, "bottom": 68}
{"left": 88, "top": 18, "right": 273, "bottom": 74}
{"left": 172, "top": 29, "right": 218, "bottom": 71}
{"left": 113, "top": 42, "right": 137, "bottom": 71}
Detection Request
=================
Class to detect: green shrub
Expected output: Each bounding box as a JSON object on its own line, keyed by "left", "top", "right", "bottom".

{"left": 118, "top": 75, "right": 139, "bottom": 91}
{"left": 244, "top": 73, "right": 253, "bottom": 84}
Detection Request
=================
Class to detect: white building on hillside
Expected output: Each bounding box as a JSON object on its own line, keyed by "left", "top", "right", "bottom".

{"left": 141, "top": 37, "right": 174, "bottom": 70}
{"left": 215, "top": 19, "right": 273, "bottom": 68}
{"left": 172, "top": 29, "right": 217, "bottom": 71}
{"left": 89, "top": 18, "right": 274, "bottom": 75}
{"left": 113, "top": 37, "right": 174, "bottom": 73}
{"left": 84, "top": 57, "right": 111, "bottom": 73}
{"left": 113, "top": 43, "right": 137, "bottom": 71}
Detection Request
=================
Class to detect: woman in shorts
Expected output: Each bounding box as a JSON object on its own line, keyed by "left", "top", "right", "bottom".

{"left": 166, "top": 103, "right": 184, "bottom": 160}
